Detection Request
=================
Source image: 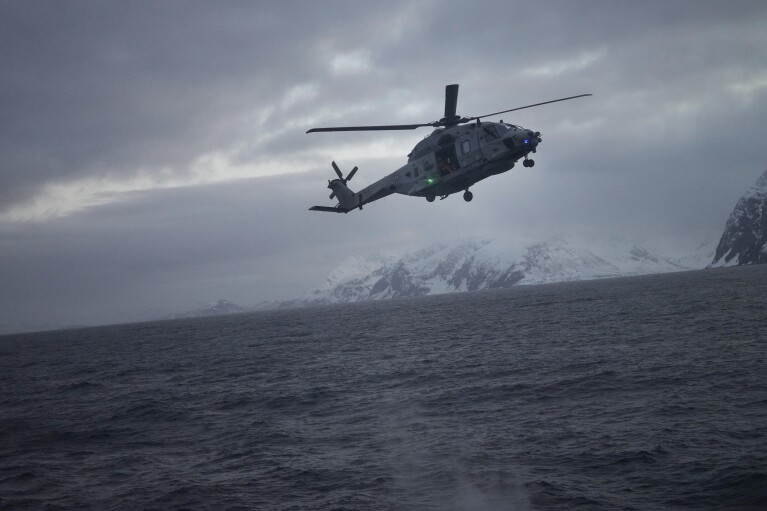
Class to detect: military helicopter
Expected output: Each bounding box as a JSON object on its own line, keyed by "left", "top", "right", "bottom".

{"left": 307, "top": 84, "right": 590, "bottom": 213}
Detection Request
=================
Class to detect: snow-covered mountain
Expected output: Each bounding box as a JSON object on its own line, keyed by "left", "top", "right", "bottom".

{"left": 710, "top": 169, "right": 767, "bottom": 267}
{"left": 285, "top": 234, "right": 691, "bottom": 307}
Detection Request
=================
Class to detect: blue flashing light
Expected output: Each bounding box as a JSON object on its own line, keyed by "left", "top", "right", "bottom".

{"left": 524, "top": 139, "right": 529, "bottom": 144}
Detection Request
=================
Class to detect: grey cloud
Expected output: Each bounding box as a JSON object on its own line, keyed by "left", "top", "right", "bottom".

{"left": 0, "top": 1, "right": 411, "bottom": 208}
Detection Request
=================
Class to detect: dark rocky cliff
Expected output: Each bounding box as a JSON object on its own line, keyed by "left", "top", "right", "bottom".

{"left": 710, "top": 170, "right": 767, "bottom": 266}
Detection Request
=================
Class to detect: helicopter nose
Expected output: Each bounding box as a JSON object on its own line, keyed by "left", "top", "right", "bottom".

{"left": 520, "top": 130, "right": 541, "bottom": 147}
{"left": 504, "top": 130, "right": 541, "bottom": 150}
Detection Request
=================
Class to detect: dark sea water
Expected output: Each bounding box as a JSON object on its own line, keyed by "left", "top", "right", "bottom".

{"left": 1, "top": 266, "right": 766, "bottom": 510}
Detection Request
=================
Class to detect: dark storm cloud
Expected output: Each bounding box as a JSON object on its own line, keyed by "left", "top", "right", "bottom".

{"left": 2, "top": 0, "right": 767, "bottom": 332}
{"left": 0, "top": 1, "right": 406, "bottom": 209}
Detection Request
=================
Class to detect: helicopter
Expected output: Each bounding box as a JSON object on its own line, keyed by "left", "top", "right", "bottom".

{"left": 307, "top": 84, "right": 590, "bottom": 213}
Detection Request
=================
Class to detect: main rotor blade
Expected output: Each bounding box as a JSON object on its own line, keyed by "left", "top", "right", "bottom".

{"left": 444, "top": 84, "right": 459, "bottom": 120}
{"left": 469, "top": 94, "right": 592, "bottom": 121}
{"left": 307, "top": 123, "right": 431, "bottom": 133}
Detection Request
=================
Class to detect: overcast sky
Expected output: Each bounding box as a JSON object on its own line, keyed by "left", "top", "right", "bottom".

{"left": 2, "top": 1, "right": 766, "bottom": 332}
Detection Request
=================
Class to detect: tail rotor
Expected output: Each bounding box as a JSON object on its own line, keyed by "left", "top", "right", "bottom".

{"left": 329, "top": 161, "right": 358, "bottom": 199}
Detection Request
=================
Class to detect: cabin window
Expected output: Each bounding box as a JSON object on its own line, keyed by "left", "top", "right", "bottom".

{"left": 461, "top": 140, "right": 471, "bottom": 155}
{"left": 483, "top": 125, "right": 499, "bottom": 140}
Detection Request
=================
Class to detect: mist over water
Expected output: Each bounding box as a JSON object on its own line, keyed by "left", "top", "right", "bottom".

{"left": 1, "top": 266, "right": 766, "bottom": 510}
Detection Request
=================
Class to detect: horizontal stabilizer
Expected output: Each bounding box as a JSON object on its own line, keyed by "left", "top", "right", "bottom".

{"left": 309, "top": 206, "right": 350, "bottom": 213}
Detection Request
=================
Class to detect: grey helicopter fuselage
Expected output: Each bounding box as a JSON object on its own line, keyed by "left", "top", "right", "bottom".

{"left": 309, "top": 85, "right": 589, "bottom": 213}
{"left": 328, "top": 121, "right": 539, "bottom": 210}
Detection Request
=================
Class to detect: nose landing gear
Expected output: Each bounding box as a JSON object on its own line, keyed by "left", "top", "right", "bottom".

{"left": 523, "top": 158, "right": 535, "bottom": 168}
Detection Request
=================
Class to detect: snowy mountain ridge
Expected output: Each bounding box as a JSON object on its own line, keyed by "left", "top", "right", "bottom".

{"left": 287, "top": 234, "right": 693, "bottom": 308}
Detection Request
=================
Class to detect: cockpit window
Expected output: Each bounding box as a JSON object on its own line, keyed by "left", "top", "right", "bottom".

{"left": 483, "top": 125, "right": 499, "bottom": 140}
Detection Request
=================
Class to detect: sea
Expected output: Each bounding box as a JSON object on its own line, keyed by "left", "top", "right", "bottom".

{"left": 1, "top": 266, "right": 766, "bottom": 510}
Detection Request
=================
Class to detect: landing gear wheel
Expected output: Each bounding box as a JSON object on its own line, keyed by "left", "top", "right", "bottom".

{"left": 463, "top": 190, "right": 473, "bottom": 202}
{"left": 426, "top": 194, "right": 435, "bottom": 203}
{"left": 523, "top": 159, "right": 535, "bottom": 168}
